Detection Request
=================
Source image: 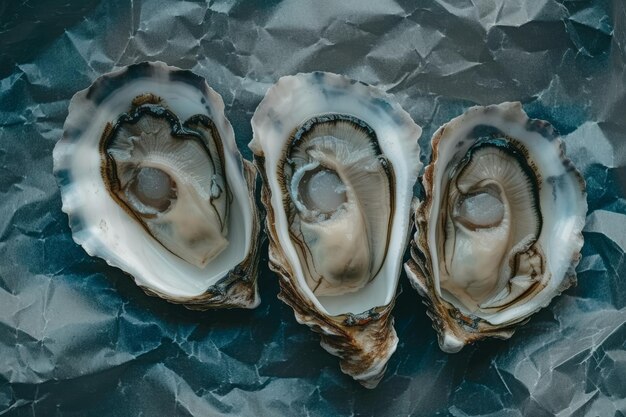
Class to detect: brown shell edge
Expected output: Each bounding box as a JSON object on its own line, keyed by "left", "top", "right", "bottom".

{"left": 254, "top": 154, "right": 398, "bottom": 388}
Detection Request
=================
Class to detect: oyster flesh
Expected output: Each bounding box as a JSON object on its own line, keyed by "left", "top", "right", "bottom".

{"left": 53, "top": 62, "right": 261, "bottom": 309}
{"left": 405, "top": 102, "right": 587, "bottom": 352}
{"left": 250, "top": 72, "right": 421, "bottom": 387}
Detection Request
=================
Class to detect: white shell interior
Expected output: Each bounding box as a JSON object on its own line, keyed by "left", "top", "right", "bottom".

{"left": 53, "top": 62, "right": 255, "bottom": 299}
{"left": 250, "top": 72, "right": 421, "bottom": 316}
{"left": 428, "top": 102, "right": 587, "bottom": 325}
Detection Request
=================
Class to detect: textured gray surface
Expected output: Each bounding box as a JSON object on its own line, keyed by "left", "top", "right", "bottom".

{"left": 1, "top": 0, "right": 625, "bottom": 416}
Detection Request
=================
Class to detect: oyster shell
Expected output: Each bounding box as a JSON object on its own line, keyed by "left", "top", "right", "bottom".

{"left": 249, "top": 72, "right": 421, "bottom": 387}
{"left": 53, "top": 62, "right": 261, "bottom": 309}
{"left": 405, "top": 102, "right": 587, "bottom": 352}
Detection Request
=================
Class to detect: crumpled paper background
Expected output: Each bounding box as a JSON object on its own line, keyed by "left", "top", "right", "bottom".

{"left": 1, "top": 0, "right": 625, "bottom": 415}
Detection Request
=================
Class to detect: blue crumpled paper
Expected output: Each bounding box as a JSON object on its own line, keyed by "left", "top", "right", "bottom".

{"left": 1, "top": 0, "right": 625, "bottom": 415}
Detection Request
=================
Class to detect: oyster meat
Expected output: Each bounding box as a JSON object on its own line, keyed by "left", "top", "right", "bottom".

{"left": 405, "top": 102, "right": 587, "bottom": 352}
{"left": 250, "top": 72, "right": 421, "bottom": 387}
{"left": 53, "top": 62, "right": 261, "bottom": 309}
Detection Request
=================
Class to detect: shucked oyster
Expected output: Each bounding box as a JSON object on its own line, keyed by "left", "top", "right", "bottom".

{"left": 250, "top": 72, "right": 421, "bottom": 387}
{"left": 53, "top": 62, "right": 261, "bottom": 309}
{"left": 405, "top": 102, "right": 587, "bottom": 352}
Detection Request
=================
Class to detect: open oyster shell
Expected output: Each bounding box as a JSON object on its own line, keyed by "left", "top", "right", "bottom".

{"left": 405, "top": 102, "right": 587, "bottom": 352}
{"left": 53, "top": 62, "right": 261, "bottom": 309}
{"left": 249, "top": 72, "right": 421, "bottom": 387}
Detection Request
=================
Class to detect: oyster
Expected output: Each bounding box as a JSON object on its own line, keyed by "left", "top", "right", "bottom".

{"left": 250, "top": 72, "right": 421, "bottom": 387}
{"left": 405, "top": 102, "right": 587, "bottom": 352}
{"left": 53, "top": 62, "right": 261, "bottom": 309}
